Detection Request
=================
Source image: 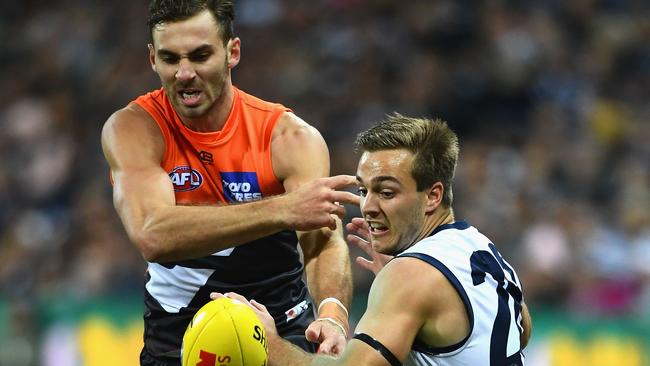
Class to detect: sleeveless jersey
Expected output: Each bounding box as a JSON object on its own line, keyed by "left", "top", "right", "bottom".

{"left": 398, "top": 221, "right": 525, "bottom": 366}
{"left": 132, "top": 87, "right": 311, "bottom": 359}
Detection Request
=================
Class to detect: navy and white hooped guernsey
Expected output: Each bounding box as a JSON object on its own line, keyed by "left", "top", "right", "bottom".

{"left": 399, "top": 221, "right": 525, "bottom": 366}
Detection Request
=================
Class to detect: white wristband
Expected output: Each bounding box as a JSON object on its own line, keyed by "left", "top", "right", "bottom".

{"left": 318, "top": 297, "right": 349, "bottom": 318}
{"left": 316, "top": 317, "right": 348, "bottom": 338}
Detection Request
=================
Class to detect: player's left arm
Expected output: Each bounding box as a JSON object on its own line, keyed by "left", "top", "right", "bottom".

{"left": 272, "top": 111, "right": 353, "bottom": 354}
{"left": 231, "top": 254, "right": 433, "bottom": 366}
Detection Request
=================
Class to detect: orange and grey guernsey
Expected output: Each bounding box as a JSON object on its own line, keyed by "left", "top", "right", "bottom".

{"left": 132, "top": 87, "right": 313, "bottom": 361}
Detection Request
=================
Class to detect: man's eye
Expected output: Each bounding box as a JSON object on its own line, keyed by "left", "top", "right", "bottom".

{"left": 191, "top": 53, "right": 210, "bottom": 62}
{"left": 161, "top": 56, "right": 179, "bottom": 64}
{"left": 357, "top": 188, "right": 367, "bottom": 197}
{"left": 380, "top": 191, "right": 394, "bottom": 198}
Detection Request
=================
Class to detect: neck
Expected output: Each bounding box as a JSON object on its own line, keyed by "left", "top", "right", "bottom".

{"left": 180, "top": 82, "right": 234, "bottom": 133}
{"left": 417, "top": 207, "right": 455, "bottom": 243}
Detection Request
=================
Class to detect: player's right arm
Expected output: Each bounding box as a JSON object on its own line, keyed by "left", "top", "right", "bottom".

{"left": 219, "top": 256, "right": 446, "bottom": 366}
{"left": 101, "top": 104, "right": 358, "bottom": 263}
{"left": 521, "top": 301, "right": 532, "bottom": 348}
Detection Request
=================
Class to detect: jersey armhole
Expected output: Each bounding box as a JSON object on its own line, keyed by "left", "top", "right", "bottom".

{"left": 130, "top": 99, "right": 171, "bottom": 165}
{"left": 397, "top": 252, "right": 474, "bottom": 356}
{"left": 263, "top": 108, "right": 289, "bottom": 192}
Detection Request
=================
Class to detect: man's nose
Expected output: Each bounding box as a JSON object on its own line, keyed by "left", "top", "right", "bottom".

{"left": 175, "top": 59, "right": 196, "bottom": 81}
{"left": 360, "top": 193, "right": 379, "bottom": 217}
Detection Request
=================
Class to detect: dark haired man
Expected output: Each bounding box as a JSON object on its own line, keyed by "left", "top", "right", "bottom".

{"left": 101, "top": 1, "right": 358, "bottom": 365}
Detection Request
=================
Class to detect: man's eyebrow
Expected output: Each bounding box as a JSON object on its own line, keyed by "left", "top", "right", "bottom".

{"left": 157, "top": 44, "right": 214, "bottom": 56}
{"left": 188, "top": 45, "right": 214, "bottom": 55}
{"left": 356, "top": 176, "right": 401, "bottom": 185}
{"left": 156, "top": 48, "right": 178, "bottom": 58}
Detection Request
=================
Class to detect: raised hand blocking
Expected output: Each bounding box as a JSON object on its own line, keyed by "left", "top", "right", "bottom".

{"left": 282, "top": 175, "right": 360, "bottom": 231}
{"left": 345, "top": 217, "right": 393, "bottom": 275}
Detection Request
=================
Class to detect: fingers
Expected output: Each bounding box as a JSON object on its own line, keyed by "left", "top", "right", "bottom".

{"left": 317, "top": 337, "right": 339, "bottom": 355}
{"left": 346, "top": 219, "right": 369, "bottom": 238}
{"left": 347, "top": 234, "right": 368, "bottom": 249}
{"left": 330, "top": 191, "right": 360, "bottom": 206}
{"left": 330, "top": 345, "right": 343, "bottom": 357}
{"left": 330, "top": 202, "right": 347, "bottom": 216}
{"left": 214, "top": 292, "right": 256, "bottom": 312}
{"left": 328, "top": 215, "right": 337, "bottom": 231}
{"left": 324, "top": 175, "right": 358, "bottom": 189}
{"left": 250, "top": 299, "right": 267, "bottom": 312}
{"left": 210, "top": 292, "right": 226, "bottom": 300}
{"left": 305, "top": 321, "right": 346, "bottom": 355}
{"left": 346, "top": 221, "right": 369, "bottom": 239}
{"left": 320, "top": 175, "right": 360, "bottom": 206}
{"left": 346, "top": 233, "right": 369, "bottom": 247}
{"left": 222, "top": 292, "right": 251, "bottom": 306}
{"left": 305, "top": 324, "right": 320, "bottom": 343}
{"left": 210, "top": 292, "right": 260, "bottom": 314}
{"left": 349, "top": 217, "right": 367, "bottom": 228}
{"left": 355, "top": 256, "right": 374, "bottom": 272}
{"left": 347, "top": 234, "right": 372, "bottom": 255}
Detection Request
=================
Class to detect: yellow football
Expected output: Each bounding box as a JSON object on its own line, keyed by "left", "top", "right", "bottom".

{"left": 181, "top": 297, "right": 268, "bottom": 366}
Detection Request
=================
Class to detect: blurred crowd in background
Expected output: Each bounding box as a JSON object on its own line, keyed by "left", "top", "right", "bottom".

{"left": 0, "top": 0, "right": 649, "bottom": 363}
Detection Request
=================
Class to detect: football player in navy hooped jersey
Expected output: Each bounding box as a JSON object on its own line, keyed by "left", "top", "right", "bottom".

{"left": 217, "top": 113, "right": 532, "bottom": 366}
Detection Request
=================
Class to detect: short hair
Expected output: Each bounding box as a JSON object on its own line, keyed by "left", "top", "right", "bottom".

{"left": 148, "top": 0, "right": 235, "bottom": 44}
{"left": 355, "top": 113, "right": 459, "bottom": 207}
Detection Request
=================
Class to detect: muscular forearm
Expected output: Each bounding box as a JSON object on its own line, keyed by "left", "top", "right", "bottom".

{"left": 306, "top": 242, "right": 352, "bottom": 307}
{"left": 301, "top": 226, "right": 353, "bottom": 324}
{"left": 302, "top": 230, "right": 352, "bottom": 304}
{"left": 125, "top": 195, "right": 288, "bottom": 262}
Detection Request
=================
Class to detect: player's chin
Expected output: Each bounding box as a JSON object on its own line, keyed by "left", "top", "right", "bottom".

{"left": 176, "top": 105, "right": 207, "bottom": 119}
{"left": 374, "top": 239, "right": 401, "bottom": 256}
{"left": 370, "top": 235, "right": 391, "bottom": 250}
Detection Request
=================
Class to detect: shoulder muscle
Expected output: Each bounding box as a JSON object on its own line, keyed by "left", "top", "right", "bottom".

{"left": 101, "top": 103, "right": 164, "bottom": 172}
{"left": 352, "top": 258, "right": 435, "bottom": 362}
{"left": 271, "top": 112, "right": 329, "bottom": 192}
{"left": 354, "top": 256, "right": 470, "bottom": 361}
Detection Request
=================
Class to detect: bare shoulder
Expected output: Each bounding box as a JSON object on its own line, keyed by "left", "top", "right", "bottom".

{"left": 351, "top": 257, "right": 439, "bottom": 362}
{"left": 370, "top": 256, "right": 463, "bottom": 333}
{"left": 272, "top": 111, "right": 324, "bottom": 143}
{"left": 380, "top": 256, "right": 471, "bottom": 347}
{"left": 271, "top": 111, "right": 329, "bottom": 185}
{"left": 101, "top": 103, "right": 164, "bottom": 169}
{"left": 372, "top": 257, "right": 445, "bottom": 312}
{"left": 102, "top": 104, "right": 161, "bottom": 144}
{"left": 352, "top": 257, "right": 471, "bottom": 362}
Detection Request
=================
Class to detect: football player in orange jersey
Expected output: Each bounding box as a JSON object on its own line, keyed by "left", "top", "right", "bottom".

{"left": 101, "top": 1, "right": 358, "bottom": 365}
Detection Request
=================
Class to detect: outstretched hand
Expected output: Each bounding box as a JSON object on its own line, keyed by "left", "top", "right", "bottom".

{"left": 210, "top": 292, "right": 278, "bottom": 336}
{"left": 305, "top": 318, "right": 347, "bottom": 356}
{"left": 346, "top": 217, "right": 393, "bottom": 276}
{"left": 282, "top": 175, "right": 359, "bottom": 231}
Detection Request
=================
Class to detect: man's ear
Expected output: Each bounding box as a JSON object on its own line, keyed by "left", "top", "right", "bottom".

{"left": 226, "top": 37, "right": 241, "bottom": 68}
{"left": 425, "top": 182, "right": 444, "bottom": 214}
{"left": 148, "top": 44, "right": 156, "bottom": 72}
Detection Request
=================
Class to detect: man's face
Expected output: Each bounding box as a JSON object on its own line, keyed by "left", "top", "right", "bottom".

{"left": 149, "top": 10, "right": 238, "bottom": 120}
{"left": 356, "top": 149, "right": 428, "bottom": 255}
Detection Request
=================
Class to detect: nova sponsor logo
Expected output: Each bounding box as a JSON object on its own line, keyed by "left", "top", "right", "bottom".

{"left": 169, "top": 166, "right": 203, "bottom": 192}
{"left": 220, "top": 172, "right": 262, "bottom": 202}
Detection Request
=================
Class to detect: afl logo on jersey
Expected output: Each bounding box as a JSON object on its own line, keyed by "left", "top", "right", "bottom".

{"left": 169, "top": 166, "right": 203, "bottom": 192}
